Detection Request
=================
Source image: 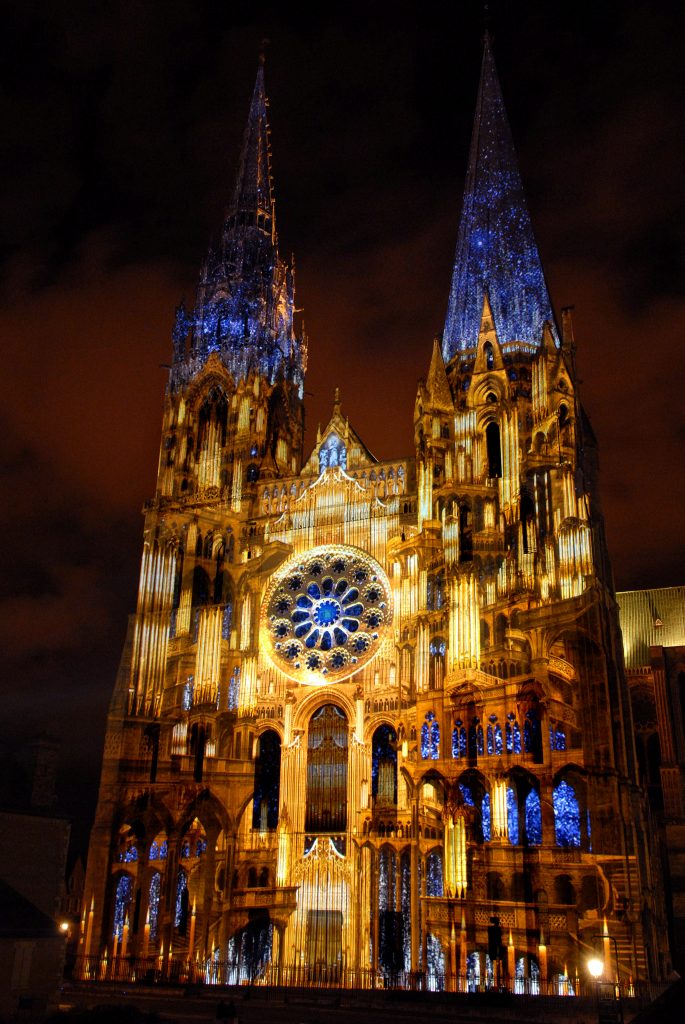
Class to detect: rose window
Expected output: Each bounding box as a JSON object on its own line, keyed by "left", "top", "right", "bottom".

{"left": 262, "top": 545, "right": 392, "bottom": 684}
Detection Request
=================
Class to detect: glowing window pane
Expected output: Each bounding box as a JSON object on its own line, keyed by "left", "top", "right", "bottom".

{"left": 525, "top": 788, "right": 542, "bottom": 845}
{"left": 113, "top": 874, "right": 133, "bottom": 939}
{"left": 553, "top": 780, "right": 581, "bottom": 848}
{"left": 507, "top": 786, "right": 519, "bottom": 844}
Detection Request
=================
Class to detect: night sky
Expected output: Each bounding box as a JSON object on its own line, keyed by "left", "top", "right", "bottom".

{"left": 2, "top": 1, "right": 685, "bottom": 849}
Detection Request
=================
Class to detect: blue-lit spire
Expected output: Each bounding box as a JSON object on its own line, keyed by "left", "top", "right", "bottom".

{"left": 170, "top": 59, "right": 306, "bottom": 394}
{"left": 442, "top": 36, "right": 559, "bottom": 359}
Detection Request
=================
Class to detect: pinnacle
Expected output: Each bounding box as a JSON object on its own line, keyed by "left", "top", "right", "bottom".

{"left": 442, "top": 38, "right": 559, "bottom": 358}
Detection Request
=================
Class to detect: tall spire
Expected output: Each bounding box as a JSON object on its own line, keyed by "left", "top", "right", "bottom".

{"left": 442, "top": 35, "right": 559, "bottom": 360}
{"left": 226, "top": 56, "right": 274, "bottom": 240}
{"left": 169, "top": 59, "right": 306, "bottom": 395}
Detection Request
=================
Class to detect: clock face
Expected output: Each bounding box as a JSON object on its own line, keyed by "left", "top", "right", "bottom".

{"left": 261, "top": 544, "right": 392, "bottom": 685}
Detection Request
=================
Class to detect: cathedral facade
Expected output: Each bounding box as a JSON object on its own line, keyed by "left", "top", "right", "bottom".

{"left": 81, "top": 43, "right": 668, "bottom": 990}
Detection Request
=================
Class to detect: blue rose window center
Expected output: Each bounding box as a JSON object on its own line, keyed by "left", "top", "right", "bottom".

{"left": 266, "top": 546, "right": 391, "bottom": 682}
{"left": 314, "top": 598, "right": 341, "bottom": 626}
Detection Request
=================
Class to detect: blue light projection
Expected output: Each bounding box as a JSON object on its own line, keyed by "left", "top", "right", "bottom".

{"left": 452, "top": 721, "right": 467, "bottom": 758}
{"left": 553, "top": 780, "right": 581, "bottom": 848}
{"left": 175, "top": 868, "right": 188, "bottom": 929}
{"left": 487, "top": 717, "right": 503, "bottom": 755}
{"left": 113, "top": 874, "right": 133, "bottom": 938}
{"left": 550, "top": 724, "right": 567, "bottom": 751}
{"left": 318, "top": 434, "right": 347, "bottom": 473}
{"left": 525, "top": 789, "right": 542, "bottom": 845}
{"left": 426, "top": 849, "right": 444, "bottom": 897}
{"left": 149, "top": 839, "right": 168, "bottom": 860}
{"left": 149, "top": 872, "right": 161, "bottom": 941}
{"left": 459, "top": 783, "right": 474, "bottom": 806}
{"left": 228, "top": 666, "right": 240, "bottom": 711}
{"left": 426, "top": 933, "right": 445, "bottom": 991}
{"left": 421, "top": 712, "right": 440, "bottom": 759}
{"left": 506, "top": 714, "right": 521, "bottom": 753}
{"left": 169, "top": 65, "right": 306, "bottom": 397}
{"left": 442, "top": 37, "right": 559, "bottom": 358}
{"left": 507, "top": 786, "right": 519, "bottom": 844}
{"left": 482, "top": 792, "right": 491, "bottom": 841}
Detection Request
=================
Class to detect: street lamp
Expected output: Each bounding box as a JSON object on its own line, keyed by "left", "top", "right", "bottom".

{"left": 587, "top": 956, "right": 603, "bottom": 980}
{"left": 586, "top": 941, "right": 624, "bottom": 1024}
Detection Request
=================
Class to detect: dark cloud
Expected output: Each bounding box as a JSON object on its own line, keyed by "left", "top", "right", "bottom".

{"left": 2, "top": 0, "right": 684, "bottom": 843}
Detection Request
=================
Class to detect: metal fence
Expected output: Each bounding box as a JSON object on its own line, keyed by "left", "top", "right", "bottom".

{"left": 70, "top": 955, "right": 659, "bottom": 1003}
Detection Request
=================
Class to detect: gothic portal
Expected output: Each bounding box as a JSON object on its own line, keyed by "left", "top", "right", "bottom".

{"left": 81, "top": 43, "right": 669, "bottom": 989}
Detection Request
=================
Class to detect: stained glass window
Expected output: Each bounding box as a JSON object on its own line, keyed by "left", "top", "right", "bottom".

{"left": 426, "top": 849, "right": 444, "bottom": 897}
{"left": 553, "top": 780, "right": 581, "bottom": 848}
{"left": 113, "top": 874, "right": 133, "bottom": 939}
{"left": 149, "top": 872, "right": 161, "bottom": 941}
{"left": 175, "top": 868, "right": 188, "bottom": 929}
{"left": 482, "top": 792, "right": 491, "bottom": 841}
{"left": 507, "top": 786, "right": 519, "bottom": 845}
{"left": 452, "top": 722, "right": 467, "bottom": 758}
{"left": 252, "top": 729, "right": 281, "bottom": 829}
{"left": 525, "top": 788, "right": 542, "bottom": 845}
{"left": 265, "top": 546, "right": 390, "bottom": 683}
{"left": 421, "top": 712, "right": 440, "bottom": 759}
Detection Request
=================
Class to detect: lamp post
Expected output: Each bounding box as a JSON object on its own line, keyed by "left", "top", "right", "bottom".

{"left": 586, "top": 935, "right": 624, "bottom": 1024}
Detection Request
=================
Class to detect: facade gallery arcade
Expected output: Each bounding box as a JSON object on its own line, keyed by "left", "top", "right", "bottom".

{"left": 81, "top": 43, "right": 669, "bottom": 990}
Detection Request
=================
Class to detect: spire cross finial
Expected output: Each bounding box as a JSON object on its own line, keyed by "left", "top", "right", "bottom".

{"left": 334, "top": 387, "right": 341, "bottom": 412}
{"left": 259, "top": 38, "right": 270, "bottom": 66}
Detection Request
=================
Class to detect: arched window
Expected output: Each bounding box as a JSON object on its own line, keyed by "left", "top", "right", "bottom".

{"left": 421, "top": 712, "right": 440, "bottom": 759}
{"left": 305, "top": 704, "right": 348, "bottom": 833}
{"left": 486, "top": 422, "right": 502, "bottom": 478}
{"left": 373, "top": 725, "right": 398, "bottom": 807}
{"left": 191, "top": 566, "right": 211, "bottom": 607}
{"left": 506, "top": 714, "right": 522, "bottom": 753}
{"left": 452, "top": 720, "right": 467, "bottom": 758}
{"left": 429, "top": 638, "right": 446, "bottom": 690}
{"left": 148, "top": 872, "right": 161, "bottom": 941}
{"left": 426, "top": 849, "right": 444, "bottom": 897}
{"left": 522, "top": 697, "right": 543, "bottom": 762}
{"left": 507, "top": 786, "right": 519, "bottom": 844}
{"left": 549, "top": 722, "right": 566, "bottom": 751}
{"left": 252, "top": 730, "right": 281, "bottom": 830}
{"left": 175, "top": 867, "right": 189, "bottom": 932}
{"left": 553, "top": 779, "right": 581, "bottom": 848}
{"left": 112, "top": 874, "right": 133, "bottom": 938}
{"left": 524, "top": 788, "right": 542, "bottom": 846}
{"left": 484, "top": 342, "right": 494, "bottom": 370}
{"left": 228, "top": 666, "right": 240, "bottom": 711}
{"left": 486, "top": 716, "right": 503, "bottom": 755}
{"left": 482, "top": 791, "right": 491, "bottom": 841}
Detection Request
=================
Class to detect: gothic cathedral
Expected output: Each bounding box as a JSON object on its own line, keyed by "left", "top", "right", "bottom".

{"left": 81, "top": 42, "right": 668, "bottom": 989}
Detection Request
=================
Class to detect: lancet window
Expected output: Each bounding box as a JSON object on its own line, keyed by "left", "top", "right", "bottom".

{"left": 426, "top": 849, "right": 444, "bottom": 897}
{"left": 305, "top": 704, "right": 348, "bottom": 833}
{"left": 372, "top": 725, "right": 397, "bottom": 806}
{"left": 486, "top": 716, "right": 503, "bottom": 755}
{"left": 112, "top": 874, "right": 133, "bottom": 938}
{"left": 506, "top": 713, "right": 522, "bottom": 753}
{"left": 148, "top": 871, "right": 161, "bottom": 941}
{"left": 553, "top": 779, "right": 581, "bottom": 848}
{"left": 252, "top": 729, "right": 281, "bottom": 830}
{"left": 452, "top": 720, "right": 467, "bottom": 758}
{"left": 421, "top": 712, "right": 440, "bottom": 759}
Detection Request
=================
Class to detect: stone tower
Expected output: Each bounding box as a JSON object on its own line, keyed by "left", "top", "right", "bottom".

{"left": 81, "top": 43, "right": 667, "bottom": 989}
